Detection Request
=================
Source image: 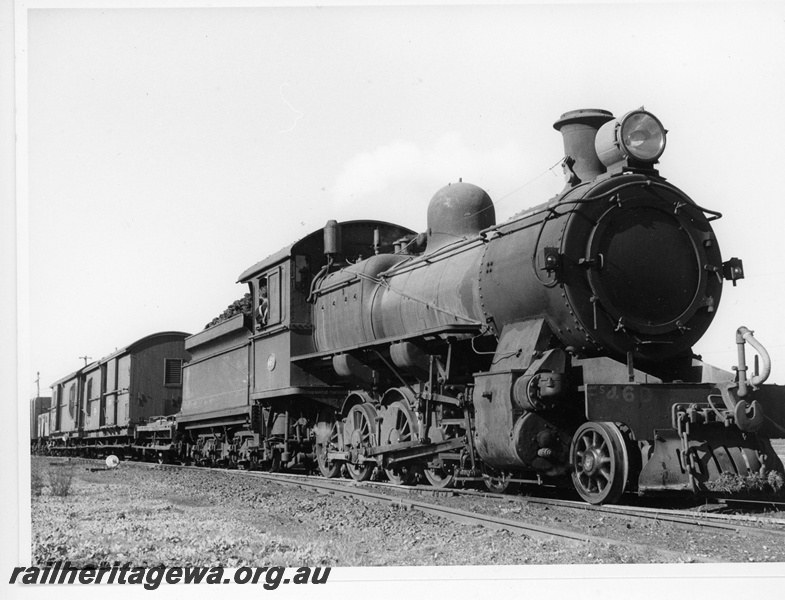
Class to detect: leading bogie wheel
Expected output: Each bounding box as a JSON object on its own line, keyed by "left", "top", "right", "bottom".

{"left": 570, "top": 421, "right": 630, "bottom": 505}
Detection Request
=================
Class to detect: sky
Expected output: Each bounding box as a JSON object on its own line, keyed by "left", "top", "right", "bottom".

{"left": 18, "top": 1, "right": 785, "bottom": 395}
{"left": 19, "top": 3, "right": 785, "bottom": 396}
{"left": 5, "top": 0, "right": 785, "bottom": 593}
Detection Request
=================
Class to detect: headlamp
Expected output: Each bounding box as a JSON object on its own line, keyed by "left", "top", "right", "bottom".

{"left": 595, "top": 109, "right": 667, "bottom": 169}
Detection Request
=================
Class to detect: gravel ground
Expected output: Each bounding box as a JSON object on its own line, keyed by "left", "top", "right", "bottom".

{"left": 30, "top": 457, "right": 783, "bottom": 567}
{"left": 428, "top": 493, "right": 785, "bottom": 563}
{"left": 310, "top": 476, "right": 785, "bottom": 563}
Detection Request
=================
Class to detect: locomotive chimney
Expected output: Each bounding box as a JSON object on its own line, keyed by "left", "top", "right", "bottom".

{"left": 553, "top": 109, "right": 614, "bottom": 185}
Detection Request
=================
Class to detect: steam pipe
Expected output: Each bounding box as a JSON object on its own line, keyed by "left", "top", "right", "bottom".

{"left": 736, "top": 326, "right": 771, "bottom": 397}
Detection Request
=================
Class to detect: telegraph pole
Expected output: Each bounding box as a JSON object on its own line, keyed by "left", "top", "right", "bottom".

{"left": 79, "top": 356, "right": 91, "bottom": 366}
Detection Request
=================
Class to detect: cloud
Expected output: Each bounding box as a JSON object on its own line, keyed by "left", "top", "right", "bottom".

{"left": 329, "top": 134, "right": 559, "bottom": 228}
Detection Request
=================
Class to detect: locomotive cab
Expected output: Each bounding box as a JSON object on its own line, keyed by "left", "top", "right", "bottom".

{"left": 238, "top": 220, "right": 417, "bottom": 398}
{"left": 187, "top": 220, "right": 415, "bottom": 471}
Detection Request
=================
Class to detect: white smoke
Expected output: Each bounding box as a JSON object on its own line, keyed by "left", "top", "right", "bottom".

{"left": 329, "top": 133, "right": 558, "bottom": 229}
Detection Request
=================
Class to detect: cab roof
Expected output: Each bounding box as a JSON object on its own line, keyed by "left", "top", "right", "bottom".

{"left": 237, "top": 219, "right": 416, "bottom": 283}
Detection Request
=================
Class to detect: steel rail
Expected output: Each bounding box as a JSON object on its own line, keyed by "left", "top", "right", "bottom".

{"left": 718, "top": 497, "right": 785, "bottom": 512}
{"left": 274, "top": 471, "right": 785, "bottom": 530}
{"left": 509, "top": 496, "right": 785, "bottom": 538}
{"left": 340, "top": 476, "right": 785, "bottom": 529}
{"left": 379, "top": 481, "right": 785, "bottom": 532}
{"left": 233, "top": 469, "right": 785, "bottom": 537}
{"left": 154, "top": 464, "right": 714, "bottom": 563}
{"left": 48, "top": 456, "right": 785, "bottom": 544}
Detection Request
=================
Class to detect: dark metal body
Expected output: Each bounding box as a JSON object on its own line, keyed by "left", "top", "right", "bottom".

{"left": 479, "top": 173, "right": 723, "bottom": 364}
{"left": 34, "top": 108, "right": 785, "bottom": 504}
{"left": 29, "top": 396, "right": 51, "bottom": 451}
{"left": 175, "top": 220, "right": 416, "bottom": 469}
{"left": 277, "top": 110, "right": 784, "bottom": 503}
{"left": 161, "top": 109, "right": 785, "bottom": 502}
{"left": 42, "top": 332, "right": 190, "bottom": 457}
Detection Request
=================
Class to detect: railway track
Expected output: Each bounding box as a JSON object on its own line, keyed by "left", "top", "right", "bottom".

{"left": 199, "top": 464, "right": 785, "bottom": 532}
{"left": 510, "top": 495, "right": 785, "bottom": 538}
{"left": 252, "top": 470, "right": 785, "bottom": 538}
{"left": 49, "top": 456, "right": 785, "bottom": 561}
{"left": 174, "top": 466, "right": 714, "bottom": 562}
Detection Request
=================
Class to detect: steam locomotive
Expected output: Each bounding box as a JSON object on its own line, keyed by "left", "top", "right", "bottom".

{"left": 39, "top": 107, "right": 785, "bottom": 505}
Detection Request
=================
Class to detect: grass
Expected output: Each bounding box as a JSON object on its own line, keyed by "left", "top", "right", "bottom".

{"left": 31, "top": 463, "right": 46, "bottom": 497}
{"left": 47, "top": 464, "right": 75, "bottom": 497}
{"left": 705, "top": 469, "right": 785, "bottom": 495}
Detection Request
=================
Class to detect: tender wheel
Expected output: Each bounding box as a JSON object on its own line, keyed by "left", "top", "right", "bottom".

{"left": 248, "top": 453, "right": 259, "bottom": 471}
{"left": 381, "top": 401, "right": 418, "bottom": 485}
{"left": 570, "top": 421, "right": 629, "bottom": 505}
{"left": 344, "top": 403, "right": 378, "bottom": 482}
{"left": 482, "top": 466, "right": 520, "bottom": 494}
{"left": 268, "top": 453, "right": 282, "bottom": 473}
{"left": 316, "top": 421, "right": 341, "bottom": 479}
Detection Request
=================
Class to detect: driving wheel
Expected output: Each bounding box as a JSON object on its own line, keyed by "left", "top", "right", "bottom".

{"left": 316, "top": 421, "right": 341, "bottom": 478}
{"left": 344, "top": 403, "right": 378, "bottom": 482}
{"left": 381, "top": 400, "right": 419, "bottom": 485}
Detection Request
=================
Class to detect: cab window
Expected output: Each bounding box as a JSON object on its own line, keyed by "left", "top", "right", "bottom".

{"left": 256, "top": 278, "right": 268, "bottom": 330}
{"left": 255, "top": 267, "right": 283, "bottom": 330}
{"left": 267, "top": 270, "right": 281, "bottom": 324}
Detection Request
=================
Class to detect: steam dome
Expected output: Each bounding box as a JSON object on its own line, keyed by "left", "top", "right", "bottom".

{"left": 426, "top": 182, "right": 495, "bottom": 251}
